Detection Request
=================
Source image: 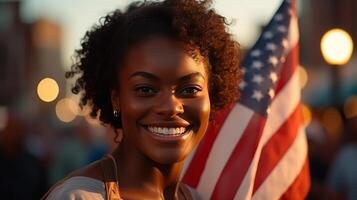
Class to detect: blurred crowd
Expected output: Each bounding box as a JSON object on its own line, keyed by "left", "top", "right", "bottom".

{"left": 307, "top": 111, "right": 357, "bottom": 200}
{"left": 0, "top": 109, "right": 119, "bottom": 199}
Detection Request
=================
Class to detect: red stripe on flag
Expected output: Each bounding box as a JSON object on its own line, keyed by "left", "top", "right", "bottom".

{"left": 275, "top": 45, "right": 299, "bottom": 94}
{"left": 279, "top": 158, "right": 310, "bottom": 200}
{"left": 210, "top": 113, "right": 266, "bottom": 200}
{"left": 252, "top": 104, "right": 303, "bottom": 193}
{"left": 182, "top": 104, "right": 235, "bottom": 187}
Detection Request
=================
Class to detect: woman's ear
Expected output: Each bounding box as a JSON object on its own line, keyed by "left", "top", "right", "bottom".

{"left": 111, "top": 89, "right": 120, "bottom": 112}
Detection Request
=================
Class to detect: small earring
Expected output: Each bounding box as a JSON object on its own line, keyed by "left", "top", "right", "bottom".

{"left": 113, "top": 110, "right": 120, "bottom": 117}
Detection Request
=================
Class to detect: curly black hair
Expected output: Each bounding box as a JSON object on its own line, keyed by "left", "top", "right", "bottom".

{"left": 66, "top": 0, "right": 241, "bottom": 129}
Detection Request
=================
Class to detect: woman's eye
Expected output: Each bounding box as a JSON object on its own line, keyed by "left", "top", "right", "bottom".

{"left": 180, "top": 86, "right": 202, "bottom": 96}
{"left": 134, "top": 86, "right": 157, "bottom": 96}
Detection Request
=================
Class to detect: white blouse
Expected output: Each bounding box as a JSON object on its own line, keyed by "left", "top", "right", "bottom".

{"left": 46, "top": 176, "right": 106, "bottom": 200}
{"left": 46, "top": 176, "right": 201, "bottom": 200}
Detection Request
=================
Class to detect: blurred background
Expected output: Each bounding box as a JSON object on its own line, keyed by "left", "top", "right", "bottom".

{"left": 0, "top": 0, "right": 356, "bottom": 199}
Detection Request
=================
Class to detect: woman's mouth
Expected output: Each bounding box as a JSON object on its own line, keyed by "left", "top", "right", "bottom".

{"left": 142, "top": 124, "right": 194, "bottom": 139}
{"left": 147, "top": 126, "right": 188, "bottom": 136}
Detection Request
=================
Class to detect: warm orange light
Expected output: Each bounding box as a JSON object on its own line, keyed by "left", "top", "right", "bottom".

{"left": 298, "top": 66, "right": 308, "bottom": 89}
{"left": 344, "top": 95, "right": 357, "bottom": 119}
{"left": 321, "top": 107, "right": 343, "bottom": 136}
{"left": 37, "top": 78, "right": 59, "bottom": 102}
{"left": 55, "top": 98, "right": 77, "bottom": 123}
{"left": 66, "top": 97, "right": 81, "bottom": 116}
{"left": 301, "top": 104, "right": 312, "bottom": 126}
{"left": 320, "top": 29, "right": 353, "bottom": 65}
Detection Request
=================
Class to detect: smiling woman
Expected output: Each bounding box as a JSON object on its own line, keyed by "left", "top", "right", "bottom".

{"left": 113, "top": 37, "right": 211, "bottom": 166}
{"left": 42, "top": 0, "right": 240, "bottom": 199}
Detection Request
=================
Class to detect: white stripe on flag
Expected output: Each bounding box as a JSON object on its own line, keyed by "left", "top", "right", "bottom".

{"left": 233, "top": 68, "right": 300, "bottom": 200}
{"left": 260, "top": 67, "right": 300, "bottom": 146}
{"left": 233, "top": 138, "right": 261, "bottom": 200}
{"left": 287, "top": 15, "right": 299, "bottom": 53}
{"left": 252, "top": 126, "right": 307, "bottom": 200}
{"left": 196, "top": 104, "right": 254, "bottom": 199}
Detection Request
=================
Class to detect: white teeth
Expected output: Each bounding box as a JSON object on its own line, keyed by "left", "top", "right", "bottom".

{"left": 147, "top": 126, "right": 187, "bottom": 136}
{"left": 163, "top": 127, "right": 168, "bottom": 134}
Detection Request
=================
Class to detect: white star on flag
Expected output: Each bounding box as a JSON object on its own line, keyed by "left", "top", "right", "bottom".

{"left": 268, "top": 56, "right": 279, "bottom": 66}
{"left": 239, "top": 81, "right": 247, "bottom": 90}
{"left": 251, "top": 49, "right": 262, "bottom": 57}
{"left": 277, "top": 25, "right": 287, "bottom": 33}
{"left": 270, "top": 72, "right": 278, "bottom": 83}
{"left": 268, "top": 88, "right": 275, "bottom": 98}
{"left": 263, "top": 31, "right": 273, "bottom": 39}
{"left": 251, "top": 90, "right": 264, "bottom": 101}
{"left": 241, "top": 67, "right": 246, "bottom": 75}
{"left": 252, "top": 61, "right": 264, "bottom": 70}
{"left": 266, "top": 106, "right": 271, "bottom": 114}
{"left": 282, "top": 38, "right": 289, "bottom": 48}
{"left": 274, "top": 13, "right": 284, "bottom": 21}
{"left": 266, "top": 43, "right": 277, "bottom": 51}
{"left": 252, "top": 74, "right": 264, "bottom": 85}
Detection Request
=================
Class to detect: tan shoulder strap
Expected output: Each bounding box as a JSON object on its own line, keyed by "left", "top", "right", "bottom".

{"left": 100, "top": 154, "right": 122, "bottom": 200}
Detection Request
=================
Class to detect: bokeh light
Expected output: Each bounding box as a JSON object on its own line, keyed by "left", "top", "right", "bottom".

{"left": 321, "top": 107, "right": 343, "bottom": 137}
{"left": 55, "top": 98, "right": 77, "bottom": 123}
{"left": 301, "top": 104, "right": 312, "bottom": 126}
{"left": 298, "top": 66, "right": 308, "bottom": 89}
{"left": 344, "top": 95, "right": 357, "bottom": 119}
{"left": 66, "top": 97, "right": 80, "bottom": 116}
{"left": 320, "top": 28, "right": 353, "bottom": 65}
{"left": 37, "top": 78, "right": 59, "bottom": 102}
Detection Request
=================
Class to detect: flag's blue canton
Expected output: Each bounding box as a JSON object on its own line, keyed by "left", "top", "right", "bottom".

{"left": 239, "top": 0, "right": 293, "bottom": 116}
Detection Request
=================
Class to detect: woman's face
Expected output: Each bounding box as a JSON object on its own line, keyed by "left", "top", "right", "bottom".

{"left": 113, "top": 37, "right": 210, "bottom": 164}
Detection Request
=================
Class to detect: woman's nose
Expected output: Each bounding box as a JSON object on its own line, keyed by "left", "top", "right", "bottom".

{"left": 155, "top": 92, "right": 184, "bottom": 117}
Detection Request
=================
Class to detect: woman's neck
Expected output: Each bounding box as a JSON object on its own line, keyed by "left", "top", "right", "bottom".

{"left": 112, "top": 140, "right": 184, "bottom": 199}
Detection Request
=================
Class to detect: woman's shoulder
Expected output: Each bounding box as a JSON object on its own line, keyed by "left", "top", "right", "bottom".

{"left": 45, "top": 160, "right": 106, "bottom": 200}
{"left": 46, "top": 176, "right": 105, "bottom": 200}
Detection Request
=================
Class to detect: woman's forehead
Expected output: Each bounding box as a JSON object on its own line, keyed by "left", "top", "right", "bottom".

{"left": 121, "top": 37, "right": 207, "bottom": 78}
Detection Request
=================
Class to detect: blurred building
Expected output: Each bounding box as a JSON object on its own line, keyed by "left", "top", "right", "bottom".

{"left": 0, "top": 1, "right": 27, "bottom": 105}
{"left": 300, "top": 0, "right": 357, "bottom": 107}
{"left": 0, "top": 1, "right": 65, "bottom": 118}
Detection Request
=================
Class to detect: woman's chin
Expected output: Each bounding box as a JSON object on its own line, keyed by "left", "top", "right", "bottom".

{"left": 147, "top": 148, "right": 192, "bottom": 165}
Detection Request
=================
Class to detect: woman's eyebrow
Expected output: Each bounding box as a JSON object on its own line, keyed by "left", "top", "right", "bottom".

{"left": 129, "top": 71, "right": 159, "bottom": 80}
{"left": 128, "top": 71, "right": 205, "bottom": 81}
{"left": 178, "top": 72, "right": 205, "bottom": 82}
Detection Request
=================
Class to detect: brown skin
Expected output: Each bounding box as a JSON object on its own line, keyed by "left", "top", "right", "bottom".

{"left": 108, "top": 37, "right": 211, "bottom": 199}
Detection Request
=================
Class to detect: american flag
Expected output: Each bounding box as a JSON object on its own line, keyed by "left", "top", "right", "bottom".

{"left": 181, "top": 0, "right": 310, "bottom": 199}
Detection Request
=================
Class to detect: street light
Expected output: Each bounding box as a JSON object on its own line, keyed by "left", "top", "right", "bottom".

{"left": 321, "top": 28, "right": 353, "bottom": 65}
{"left": 320, "top": 28, "right": 354, "bottom": 106}
{"left": 37, "top": 77, "right": 59, "bottom": 102}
